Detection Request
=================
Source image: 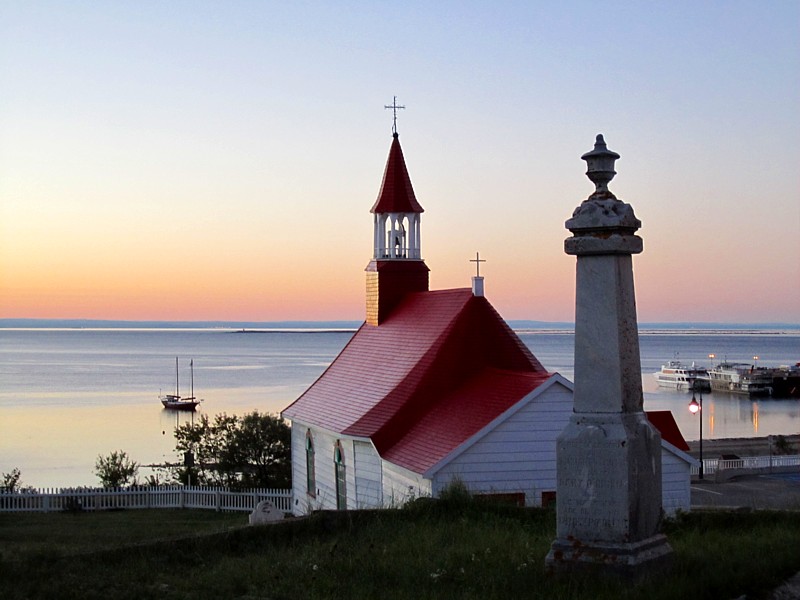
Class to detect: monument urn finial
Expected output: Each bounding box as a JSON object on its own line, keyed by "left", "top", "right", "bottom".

{"left": 565, "top": 134, "right": 642, "bottom": 254}
{"left": 581, "top": 134, "right": 619, "bottom": 196}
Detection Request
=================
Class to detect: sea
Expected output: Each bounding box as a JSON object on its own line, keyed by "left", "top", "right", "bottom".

{"left": 1, "top": 325, "right": 798, "bottom": 488}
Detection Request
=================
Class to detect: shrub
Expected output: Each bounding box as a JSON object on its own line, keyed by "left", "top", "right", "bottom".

{"left": 1, "top": 468, "right": 22, "bottom": 493}
{"left": 95, "top": 450, "right": 139, "bottom": 488}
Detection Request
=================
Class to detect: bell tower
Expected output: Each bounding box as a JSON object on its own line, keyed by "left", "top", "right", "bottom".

{"left": 365, "top": 132, "right": 429, "bottom": 325}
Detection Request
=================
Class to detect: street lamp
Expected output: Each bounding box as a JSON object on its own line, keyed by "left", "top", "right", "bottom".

{"left": 689, "top": 383, "right": 704, "bottom": 479}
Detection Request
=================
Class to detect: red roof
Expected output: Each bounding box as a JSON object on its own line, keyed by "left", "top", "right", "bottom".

{"left": 370, "top": 133, "right": 424, "bottom": 214}
{"left": 382, "top": 368, "right": 551, "bottom": 474}
{"left": 282, "top": 288, "right": 550, "bottom": 472}
{"left": 646, "top": 410, "right": 691, "bottom": 451}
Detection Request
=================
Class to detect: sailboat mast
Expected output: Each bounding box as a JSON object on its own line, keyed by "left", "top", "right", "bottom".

{"left": 191, "top": 359, "right": 194, "bottom": 399}
{"left": 175, "top": 356, "right": 179, "bottom": 397}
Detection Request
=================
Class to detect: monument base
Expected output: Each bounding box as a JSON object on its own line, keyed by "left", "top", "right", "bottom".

{"left": 545, "top": 533, "right": 673, "bottom": 579}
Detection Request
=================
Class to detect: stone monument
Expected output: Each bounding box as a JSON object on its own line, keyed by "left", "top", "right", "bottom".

{"left": 248, "top": 499, "right": 284, "bottom": 525}
{"left": 545, "top": 135, "right": 673, "bottom": 576}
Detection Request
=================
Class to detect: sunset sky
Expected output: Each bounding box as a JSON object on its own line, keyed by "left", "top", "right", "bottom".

{"left": 1, "top": 1, "right": 798, "bottom": 324}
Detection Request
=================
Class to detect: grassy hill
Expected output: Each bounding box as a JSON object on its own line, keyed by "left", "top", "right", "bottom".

{"left": 1, "top": 497, "right": 799, "bottom": 600}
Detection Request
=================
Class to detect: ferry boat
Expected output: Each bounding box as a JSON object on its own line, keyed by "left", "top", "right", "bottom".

{"left": 653, "top": 360, "right": 711, "bottom": 391}
{"left": 708, "top": 362, "right": 773, "bottom": 396}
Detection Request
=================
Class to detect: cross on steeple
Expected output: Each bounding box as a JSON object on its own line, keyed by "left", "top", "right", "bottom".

{"left": 470, "top": 252, "right": 486, "bottom": 277}
{"left": 384, "top": 96, "right": 405, "bottom": 135}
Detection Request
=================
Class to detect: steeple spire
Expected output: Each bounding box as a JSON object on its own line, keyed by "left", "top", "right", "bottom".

{"left": 370, "top": 133, "right": 424, "bottom": 259}
{"left": 371, "top": 134, "right": 424, "bottom": 215}
{"left": 365, "top": 131, "right": 429, "bottom": 325}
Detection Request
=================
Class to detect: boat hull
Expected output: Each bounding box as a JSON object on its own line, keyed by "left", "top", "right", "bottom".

{"left": 160, "top": 358, "right": 203, "bottom": 410}
{"left": 161, "top": 398, "right": 200, "bottom": 411}
{"left": 708, "top": 381, "right": 771, "bottom": 396}
{"left": 769, "top": 368, "right": 800, "bottom": 398}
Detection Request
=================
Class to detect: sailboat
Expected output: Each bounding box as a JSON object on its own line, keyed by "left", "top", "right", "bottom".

{"left": 160, "top": 358, "right": 202, "bottom": 411}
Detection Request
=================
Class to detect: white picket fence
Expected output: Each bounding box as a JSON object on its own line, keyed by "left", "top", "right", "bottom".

{"left": 691, "top": 454, "right": 800, "bottom": 476}
{"left": 0, "top": 485, "right": 293, "bottom": 514}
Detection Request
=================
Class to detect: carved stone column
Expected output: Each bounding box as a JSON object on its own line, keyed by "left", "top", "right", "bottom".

{"left": 545, "top": 135, "right": 673, "bottom": 577}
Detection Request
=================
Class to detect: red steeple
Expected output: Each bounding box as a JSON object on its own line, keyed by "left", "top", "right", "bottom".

{"left": 366, "top": 132, "right": 428, "bottom": 325}
{"left": 371, "top": 133, "right": 424, "bottom": 214}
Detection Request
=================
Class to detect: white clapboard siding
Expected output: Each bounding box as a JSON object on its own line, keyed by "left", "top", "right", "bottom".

{"left": 431, "top": 382, "right": 573, "bottom": 506}
{"left": 353, "top": 440, "right": 383, "bottom": 508}
{"left": 661, "top": 444, "right": 694, "bottom": 515}
{"left": 381, "top": 460, "right": 432, "bottom": 508}
{"left": 313, "top": 428, "right": 342, "bottom": 512}
{"left": 289, "top": 422, "right": 327, "bottom": 515}
{"left": 291, "top": 424, "right": 358, "bottom": 515}
{"left": 289, "top": 424, "right": 309, "bottom": 515}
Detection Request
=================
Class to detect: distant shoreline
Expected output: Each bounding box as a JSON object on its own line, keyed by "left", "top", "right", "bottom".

{"left": 2, "top": 318, "right": 798, "bottom": 332}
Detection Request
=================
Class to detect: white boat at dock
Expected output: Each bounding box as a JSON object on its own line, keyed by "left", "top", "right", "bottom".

{"left": 708, "top": 362, "right": 773, "bottom": 397}
{"left": 653, "top": 360, "right": 711, "bottom": 391}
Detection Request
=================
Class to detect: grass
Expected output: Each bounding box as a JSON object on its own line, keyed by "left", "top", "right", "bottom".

{"left": 0, "top": 509, "right": 243, "bottom": 559}
{"left": 1, "top": 503, "right": 799, "bottom": 599}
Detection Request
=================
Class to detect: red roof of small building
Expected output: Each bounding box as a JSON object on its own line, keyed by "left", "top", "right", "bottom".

{"left": 370, "top": 133, "right": 424, "bottom": 214}
{"left": 282, "top": 288, "right": 551, "bottom": 472}
{"left": 646, "top": 410, "right": 691, "bottom": 451}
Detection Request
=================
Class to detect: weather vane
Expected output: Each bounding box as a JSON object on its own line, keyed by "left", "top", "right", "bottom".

{"left": 384, "top": 96, "right": 405, "bottom": 135}
{"left": 470, "top": 252, "right": 486, "bottom": 277}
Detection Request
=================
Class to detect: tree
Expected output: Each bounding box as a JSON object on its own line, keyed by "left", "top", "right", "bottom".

{"left": 2, "top": 468, "right": 22, "bottom": 493}
{"left": 173, "top": 411, "right": 291, "bottom": 489}
{"left": 95, "top": 450, "right": 139, "bottom": 488}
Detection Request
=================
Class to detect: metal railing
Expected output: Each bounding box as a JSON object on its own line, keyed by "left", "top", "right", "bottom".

{"left": 0, "top": 485, "right": 293, "bottom": 514}
{"left": 690, "top": 454, "right": 800, "bottom": 476}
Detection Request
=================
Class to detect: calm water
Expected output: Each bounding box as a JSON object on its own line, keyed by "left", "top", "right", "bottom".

{"left": 1, "top": 328, "right": 798, "bottom": 488}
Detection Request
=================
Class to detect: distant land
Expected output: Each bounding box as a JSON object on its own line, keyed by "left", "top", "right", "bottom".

{"left": 1, "top": 319, "right": 798, "bottom": 332}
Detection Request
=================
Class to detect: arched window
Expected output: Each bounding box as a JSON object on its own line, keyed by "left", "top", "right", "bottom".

{"left": 334, "top": 441, "right": 346, "bottom": 510}
{"left": 305, "top": 430, "right": 316, "bottom": 498}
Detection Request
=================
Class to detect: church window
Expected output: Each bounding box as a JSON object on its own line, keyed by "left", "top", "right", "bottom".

{"left": 334, "top": 441, "right": 346, "bottom": 510}
{"left": 305, "top": 430, "right": 316, "bottom": 498}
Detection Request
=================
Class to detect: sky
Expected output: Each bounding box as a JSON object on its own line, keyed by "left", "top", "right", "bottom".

{"left": 1, "top": 1, "right": 798, "bottom": 324}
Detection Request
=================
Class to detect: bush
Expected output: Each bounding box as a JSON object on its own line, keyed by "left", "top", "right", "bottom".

{"left": 95, "top": 450, "right": 139, "bottom": 488}
{"left": 1, "top": 468, "right": 22, "bottom": 493}
{"left": 437, "top": 478, "right": 473, "bottom": 506}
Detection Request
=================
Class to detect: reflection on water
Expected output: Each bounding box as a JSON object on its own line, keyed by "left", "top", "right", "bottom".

{"left": 1, "top": 328, "right": 798, "bottom": 488}
{"left": 642, "top": 374, "right": 800, "bottom": 443}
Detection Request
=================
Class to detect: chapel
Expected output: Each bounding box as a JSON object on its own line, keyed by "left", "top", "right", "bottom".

{"left": 283, "top": 131, "right": 573, "bottom": 513}
{"left": 280, "top": 131, "right": 694, "bottom": 515}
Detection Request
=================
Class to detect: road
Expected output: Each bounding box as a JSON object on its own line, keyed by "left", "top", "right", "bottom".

{"left": 691, "top": 472, "right": 800, "bottom": 510}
